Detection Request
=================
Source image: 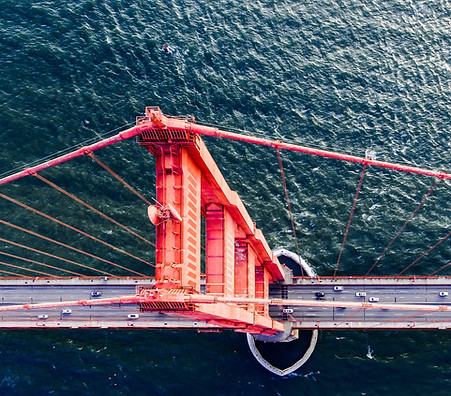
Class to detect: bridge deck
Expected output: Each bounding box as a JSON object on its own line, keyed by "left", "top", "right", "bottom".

{"left": 0, "top": 278, "right": 221, "bottom": 330}
{"left": 270, "top": 277, "right": 451, "bottom": 330}
{"left": 0, "top": 277, "right": 450, "bottom": 330}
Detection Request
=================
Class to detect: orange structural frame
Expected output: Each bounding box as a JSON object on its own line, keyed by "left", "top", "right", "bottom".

{"left": 137, "top": 107, "right": 289, "bottom": 335}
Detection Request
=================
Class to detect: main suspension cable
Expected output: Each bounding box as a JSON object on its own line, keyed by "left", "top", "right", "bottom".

{"left": 397, "top": 231, "right": 451, "bottom": 276}
{"left": 334, "top": 164, "right": 367, "bottom": 277}
{"left": 366, "top": 178, "right": 441, "bottom": 276}
{"left": 34, "top": 173, "right": 155, "bottom": 248}
{"left": 0, "top": 122, "right": 135, "bottom": 180}
{"left": 276, "top": 149, "right": 304, "bottom": 277}
{"left": 0, "top": 193, "right": 154, "bottom": 274}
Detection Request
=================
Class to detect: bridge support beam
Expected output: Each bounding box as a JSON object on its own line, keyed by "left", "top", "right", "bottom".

{"left": 153, "top": 144, "right": 202, "bottom": 292}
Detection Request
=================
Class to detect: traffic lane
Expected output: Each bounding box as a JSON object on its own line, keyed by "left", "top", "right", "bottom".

{"left": 283, "top": 285, "right": 449, "bottom": 304}
{"left": 0, "top": 304, "right": 143, "bottom": 322}
{"left": 1, "top": 285, "right": 139, "bottom": 304}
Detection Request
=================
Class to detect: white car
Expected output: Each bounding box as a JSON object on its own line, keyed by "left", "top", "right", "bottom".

{"left": 334, "top": 286, "right": 344, "bottom": 291}
{"left": 369, "top": 297, "right": 379, "bottom": 302}
{"left": 282, "top": 308, "right": 294, "bottom": 314}
{"left": 127, "top": 314, "right": 140, "bottom": 320}
{"left": 61, "top": 309, "right": 72, "bottom": 314}
{"left": 439, "top": 291, "right": 448, "bottom": 297}
{"left": 355, "top": 292, "right": 366, "bottom": 297}
{"left": 38, "top": 314, "right": 48, "bottom": 320}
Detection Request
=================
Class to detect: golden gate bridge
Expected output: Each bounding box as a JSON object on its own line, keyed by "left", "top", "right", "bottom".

{"left": 0, "top": 107, "right": 449, "bottom": 375}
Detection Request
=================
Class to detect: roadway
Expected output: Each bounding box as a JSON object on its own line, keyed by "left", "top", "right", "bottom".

{"left": 1, "top": 277, "right": 451, "bottom": 330}
{"left": 270, "top": 278, "right": 451, "bottom": 330}
{"left": 0, "top": 278, "right": 219, "bottom": 330}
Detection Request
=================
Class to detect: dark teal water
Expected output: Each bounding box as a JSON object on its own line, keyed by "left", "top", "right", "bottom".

{"left": 0, "top": 0, "right": 450, "bottom": 394}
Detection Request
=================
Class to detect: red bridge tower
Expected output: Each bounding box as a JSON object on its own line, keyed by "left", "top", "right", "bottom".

{"left": 137, "top": 107, "right": 291, "bottom": 335}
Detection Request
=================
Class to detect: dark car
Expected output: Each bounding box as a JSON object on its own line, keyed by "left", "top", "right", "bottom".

{"left": 90, "top": 291, "right": 102, "bottom": 298}
{"left": 315, "top": 292, "right": 325, "bottom": 300}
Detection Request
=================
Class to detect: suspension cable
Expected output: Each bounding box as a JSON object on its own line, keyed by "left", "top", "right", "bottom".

{"left": 0, "top": 219, "right": 124, "bottom": 275}
{"left": 88, "top": 153, "right": 153, "bottom": 206}
{"left": 334, "top": 307, "right": 364, "bottom": 327}
{"left": 0, "top": 122, "right": 145, "bottom": 187}
{"left": 0, "top": 237, "right": 111, "bottom": 277}
{"left": 0, "top": 122, "right": 135, "bottom": 181}
{"left": 0, "top": 260, "right": 54, "bottom": 277}
{"left": 334, "top": 164, "right": 367, "bottom": 277}
{"left": 276, "top": 149, "right": 304, "bottom": 277}
{"left": 0, "top": 193, "right": 154, "bottom": 273}
{"left": 0, "top": 255, "right": 60, "bottom": 277}
{"left": 369, "top": 309, "right": 434, "bottom": 329}
{"left": 0, "top": 269, "right": 28, "bottom": 278}
{"left": 429, "top": 261, "right": 451, "bottom": 276}
{"left": 397, "top": 231, "right": 451, "bottom": 276}
{"left": 366, "top": 178, "right": 441, "bottom": 276}
{"left": 34, "top": 173, "right": 155, "bottom": 247}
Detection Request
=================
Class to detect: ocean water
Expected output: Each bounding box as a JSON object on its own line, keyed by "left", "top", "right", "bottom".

{"left": 0, "top": 0, "right": 450, "bottom": 394}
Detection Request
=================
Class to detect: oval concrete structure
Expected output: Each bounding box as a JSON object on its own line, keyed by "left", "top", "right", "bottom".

{"left": 247, "top": 249, "right": 319, "bottom": 376}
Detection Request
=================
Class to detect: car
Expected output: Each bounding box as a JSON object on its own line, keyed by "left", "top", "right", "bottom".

{"left": 90, "top": 291, "right": 102, "bottom": 298}
{"left": 333, "top": 286, "right": 344, "bottom": 291}
{"left": 315, "top": 292, "right": 325, "bottom": 300}
{"left": 38, "top": 314, "right": 48, "bottom": 320}
{"left": 127, "top": 314, "right": 140, "bottom": 320}
{"left": 369, "top": 297, "right": 379, "bottom": 302}
{"left": 439, "top": 291, "right": 448, "bottom": 297}
{"left": 282, "top": 308, "right": 294, "bottom": 314}
{"left": 355, "top": 292, "right": 367, "bottom": 297}
{"left": 61, "top": 309, "right": 72, "bottom": 314}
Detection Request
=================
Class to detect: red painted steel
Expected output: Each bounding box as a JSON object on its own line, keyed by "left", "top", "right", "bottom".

{"left": 205, "top": 203, "right": 226, "bottom": 294}
{"left": 1, "top": 290, "right": 450, "bottom": 314}
{"left": 137, "top": 109, "right": 289, "bottom": 334}
{"left": 0, "top": 124, "right": 149, "bottom": 186}
{"left": 140, "top": 107, "right": 451, "bottom": 180}
{"left": 2, "top": 106, "right": 448, "bottom": 335}
{"left": 234, "top": 240, "right": 249, "bottom": 297}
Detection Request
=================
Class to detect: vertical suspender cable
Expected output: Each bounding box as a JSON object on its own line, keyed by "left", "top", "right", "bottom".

{"left": 366, "top": 178, "right": 441, "bottom": 276}
{"left": 34, "top": 174, "right": 156, "bottom": 247}
{"left": 276, "top": 149, "right": 304, "bottom": 277}
{"left": 0, "top": 237, "right": 112, "bottom": 277}
{"left": 0, "top": 193, "right": 153, "bottom": 274}
{"left": 88, "top": 153, "right": 153, "bottom": 206}
{"left": 0, "top": 219, "right": 126, "bottom": 274}
{"left": 0, "top": 250, "right": 82, "bottom": 276}
{"left": 397, "top": 231, "right": 451, "bottom": 276}
{"left": 334, "top": 164, "right": 367, "bottom": 278}
{"left": 0, "top": 269, "right": 28, "bottom": 278}
{"left": 0, "top": 258, "right": 57, "bottom": 277}
{"left": 429, "top": 260, "right": 451, "bottom": 276}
